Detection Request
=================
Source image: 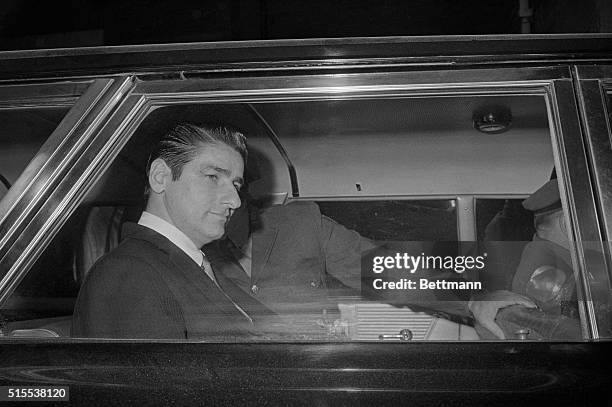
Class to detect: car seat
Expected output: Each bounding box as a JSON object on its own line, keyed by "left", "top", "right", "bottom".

{"left": 480, "top": 200, "right": 534, "bottom": 291}
{"left": 7, "top": 205, "right": 141, "bottom": 338}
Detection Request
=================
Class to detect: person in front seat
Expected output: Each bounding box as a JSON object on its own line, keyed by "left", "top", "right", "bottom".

{"left": 470, "top": 179, "right": 581, "bottom": 339}
{"left": 511, "top": 179, "right": 581, "bottom": 333}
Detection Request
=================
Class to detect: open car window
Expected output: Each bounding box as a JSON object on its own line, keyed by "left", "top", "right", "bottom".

{"left": 1, "top": 89, "right": 597, "bottom": 343}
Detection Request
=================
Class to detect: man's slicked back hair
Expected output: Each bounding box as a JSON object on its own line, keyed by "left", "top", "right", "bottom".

{"left": 145, "top": 123, "right": 247, "bottom": 194}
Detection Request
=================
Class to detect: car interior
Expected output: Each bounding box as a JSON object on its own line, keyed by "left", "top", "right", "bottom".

{"left": 1, "top": 93, "right": 573, "bottom": 340}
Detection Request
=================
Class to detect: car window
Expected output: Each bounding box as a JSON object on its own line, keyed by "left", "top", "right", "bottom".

{"left": 0, "top": 106, "right": 70, "bottom": 201}
{"left": 0, "top": 94, "right": 589, "bottom": 342}
{"left": 317, "top": 200, "right": 457, "bottom": 242}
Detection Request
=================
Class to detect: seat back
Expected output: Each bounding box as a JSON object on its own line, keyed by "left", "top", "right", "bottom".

{"left": 74, "top": 205, "right": 142, "bottom": 285}
{"left": 481, "top": 200, "right": 534, "bottom": 291}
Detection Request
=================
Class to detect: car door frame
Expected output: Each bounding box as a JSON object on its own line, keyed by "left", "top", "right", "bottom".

{"left": 0, "top": 39, "right": 610, "bottom": 405}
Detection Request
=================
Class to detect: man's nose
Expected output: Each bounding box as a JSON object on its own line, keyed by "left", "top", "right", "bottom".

{"left": 223, "top": 185, "right": 241, "bottom": 209}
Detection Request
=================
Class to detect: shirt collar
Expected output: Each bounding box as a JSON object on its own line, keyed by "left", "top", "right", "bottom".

{"left": 138, "top": 211, "right": 204, "bottom": 266}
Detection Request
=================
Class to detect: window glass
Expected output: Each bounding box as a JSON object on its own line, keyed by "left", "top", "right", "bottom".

{"left": 0, "top": 105, "right": 73, "bottom": 335}
{"left": 0, "top": 106, "right": 70, "bottom": 201}
{"left": 475, "top": 199, "right": 534, "bottom": 242}
{"left": 318, "top": 200, "right": 457, "bottom": 241}
{"left": 1, "top": 213, "right": 80, "bottom": 336}
{"left": 2, "top": 94, "right": 586, "bottom": 342}
{"left": 587, "top": 88, "right": 612, "bottom": 337}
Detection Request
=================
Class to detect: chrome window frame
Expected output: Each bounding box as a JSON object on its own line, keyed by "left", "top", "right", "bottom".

{"left": 574, "top": 65, "right": 612, "bottom": 339}
{"left": 0, "top": 82, "right": 89, "bottom": 109}
{"left": 0, "top": 76, "right": 137, "bottom": 303}
{"left": 0, "top": 64, "right": 607, "bottom": 340}
{"left": 0, "top": 80, "right": 92, "bottom": 214}
{"left": 0, "top": 82, "right": 89, "bottom": 202}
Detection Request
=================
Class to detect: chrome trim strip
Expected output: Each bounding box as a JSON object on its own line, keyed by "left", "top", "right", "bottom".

{"left": 0, "top": 81, "right": 91, "bottom": 107}
{"left": 0, "top": 35, "right": 609, "bottom": 82}
{"left": 294, "top": 195, "right": 459, "bottom": 201}
{"left": 0, "top": 94, "right": 146, "bottom": 304}
{"left": 135, "top": 67, "right": 568, "bottom": 95}
{"left": 0, "top": 98, "right": 76, "bottom": 109}
{"left": 576, "top": 65, "right": 612, "bottom": 81}
{"left": 548, "top": 80, "right": 610, "bottom": 339}
{"left": 573, "top": 71, "right": 612, "bottom": 341}
{"left": 293, "top": 195, "right": 530, "bottom": 202}
{"left": 573, "top": 77, "right": 612, "bottom": 244}
{"left": 1, "top": 34, "right": 609, "bottom": 59}
{"left": 0, "top": 79, "right": 115, "bottom": 231}
{"left": 0, "top": 77, "right": 135, "bottom": 291}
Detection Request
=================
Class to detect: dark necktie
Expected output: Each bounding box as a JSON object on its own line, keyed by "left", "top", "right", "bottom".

{"left": 201, "top": 252, "right": 253, "bottom": 324}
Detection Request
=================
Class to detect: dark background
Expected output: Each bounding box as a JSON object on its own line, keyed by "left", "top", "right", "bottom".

{"left": 0, "top": 0, "right": 610, "bottom": 51}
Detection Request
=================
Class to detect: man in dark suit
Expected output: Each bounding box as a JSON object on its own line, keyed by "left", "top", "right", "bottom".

{"left": 72, "top": 123, "right": 275, "bottom": 339}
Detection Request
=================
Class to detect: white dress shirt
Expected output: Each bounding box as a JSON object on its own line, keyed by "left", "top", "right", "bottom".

{"left": 138, "top": 211, "right": 216, "bottom": 282}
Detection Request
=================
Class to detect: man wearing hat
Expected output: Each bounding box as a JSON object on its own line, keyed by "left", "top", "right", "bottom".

{"left": 513, "top": 179, "right": 574, "bottom": 306}
{"left": 470, "top": 178, "right": 581, "bottom": 339}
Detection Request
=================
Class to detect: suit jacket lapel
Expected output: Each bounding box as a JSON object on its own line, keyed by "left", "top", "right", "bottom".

{"left": 165, "top": 248, "right": 284, "bottom": 334}
{"left": 124, "top": 223, "right": 251, "bottom": 322}
{"left": 206, "top": 240, "right": 251, "bottom": 291}
{"left": 212, "top": 266, "right": 279, "bottom": 318}
{"left": 166, "top": 249, "right": 233, "bottom": 311}
{"left": 204, "top": 241, "right": 278, "bottom": 319}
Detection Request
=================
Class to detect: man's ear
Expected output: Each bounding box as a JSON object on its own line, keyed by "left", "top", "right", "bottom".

{"left": 148, "top": 158, "right": 171, "bottom": 194}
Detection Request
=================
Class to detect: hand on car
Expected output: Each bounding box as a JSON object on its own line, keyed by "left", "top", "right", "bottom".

{"left": 468, "top": 290, "right": 537, "bottom": 339}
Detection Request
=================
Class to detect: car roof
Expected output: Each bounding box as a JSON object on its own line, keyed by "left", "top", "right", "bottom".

{"left": 0, "top": 34, "right": 610, "bottom": 81}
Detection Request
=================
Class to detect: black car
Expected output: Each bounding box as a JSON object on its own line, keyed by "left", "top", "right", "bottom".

{"left": 0, "top": 34, "right": 611, "bottom": 406}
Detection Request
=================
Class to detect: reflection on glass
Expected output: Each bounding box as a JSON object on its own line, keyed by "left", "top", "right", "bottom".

{"left": 3, "top": 94, "right": 589, "bottom": 342}
{"left": 475, "top": 190, "right": 582, "bottom": 340}
{"left": 0, "top": 106, "right": 70, "bottom": 197}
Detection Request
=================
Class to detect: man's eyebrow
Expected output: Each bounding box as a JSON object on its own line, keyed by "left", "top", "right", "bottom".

{"left": 203, "top": 166, "right": 244, "bottom": 185}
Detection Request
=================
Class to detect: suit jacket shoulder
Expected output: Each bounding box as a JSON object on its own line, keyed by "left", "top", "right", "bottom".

{"left": 72, "top": 223, "right": 258, "bottom": 339}
{"left": 71, "top": 226, "right": 188, "bottom": 338}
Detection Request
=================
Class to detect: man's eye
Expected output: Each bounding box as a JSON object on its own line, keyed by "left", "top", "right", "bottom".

{"left": 206, "top": 174, "right": 218, "bottom": 182}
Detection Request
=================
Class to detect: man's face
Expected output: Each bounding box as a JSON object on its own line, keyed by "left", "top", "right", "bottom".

{"left": 535, "top": 209, "right": 569, "bottom": 247}
{"left": 161, "top": 142, "right": 244, "bottom": 247}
